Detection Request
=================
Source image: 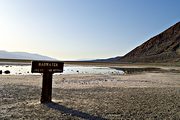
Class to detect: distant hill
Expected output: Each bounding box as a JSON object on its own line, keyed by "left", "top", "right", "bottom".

{"left": 92, "top": 56, "right": 122, "bottom": 62}
{"left": 0, "top": 50, "right": 56, "bottom": 61}
{"left": 119, "top": 22, "right": 180, "bottom": 63}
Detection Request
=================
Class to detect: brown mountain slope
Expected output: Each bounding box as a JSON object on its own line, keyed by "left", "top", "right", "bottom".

{"left": 120, "top": 22, "right": 180, "bottom": 63}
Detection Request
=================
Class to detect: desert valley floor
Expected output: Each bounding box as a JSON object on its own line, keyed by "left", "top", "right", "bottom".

{"left": 0, "top": 63, "right": 180, "bottom": 119}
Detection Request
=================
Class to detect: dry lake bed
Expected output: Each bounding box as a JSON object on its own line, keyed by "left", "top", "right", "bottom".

{"left": 0, "top": 63, "right": 180, "bottom": 119}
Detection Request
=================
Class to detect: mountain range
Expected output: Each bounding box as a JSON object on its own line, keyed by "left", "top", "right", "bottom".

{"left": 110, "top": 22, "right": 180, "bottom": 63}
{"left": 1, "top": 22, "right": 179, "bottom": 63}
{"left": 0, "top": 50, "right": 56, "bottom": 61}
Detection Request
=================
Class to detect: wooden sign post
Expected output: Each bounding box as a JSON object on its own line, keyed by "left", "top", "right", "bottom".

{"left": 31, "top": 61, "right": 64, "bottom": 103}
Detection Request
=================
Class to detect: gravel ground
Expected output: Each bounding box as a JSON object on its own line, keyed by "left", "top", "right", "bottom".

{"left": 0, "top": 71, "right": 180, "bottom": 119}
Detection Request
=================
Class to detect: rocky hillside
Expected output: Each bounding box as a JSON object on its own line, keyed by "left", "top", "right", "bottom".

{"left": 120, "top": 22, "right": 180, "bottom": 63}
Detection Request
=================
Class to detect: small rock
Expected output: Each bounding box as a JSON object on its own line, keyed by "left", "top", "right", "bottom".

{"left": 4, "top": 70, "right": 10, "bottom": 74}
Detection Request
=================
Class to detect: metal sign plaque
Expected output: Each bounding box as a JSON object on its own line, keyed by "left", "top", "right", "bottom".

{"left": 31, "top": 61, "right": 64, "bottom": 73}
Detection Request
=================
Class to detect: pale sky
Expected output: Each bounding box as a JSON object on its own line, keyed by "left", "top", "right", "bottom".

{"left": 0, "top": 0, "right": 179, "bottom": 60}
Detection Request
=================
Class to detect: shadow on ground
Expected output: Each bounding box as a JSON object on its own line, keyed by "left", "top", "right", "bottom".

{"left": 44, "top": 102, "right": 107, "bottom": 120}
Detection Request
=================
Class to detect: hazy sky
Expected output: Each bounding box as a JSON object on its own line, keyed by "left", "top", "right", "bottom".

{"left": 0, "top": 0, "right": 179, "bottom": 60}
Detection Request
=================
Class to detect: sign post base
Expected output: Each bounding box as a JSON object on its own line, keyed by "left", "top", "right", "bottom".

{"left": 41, "top": 73, "right": 53, "bottom": 103}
